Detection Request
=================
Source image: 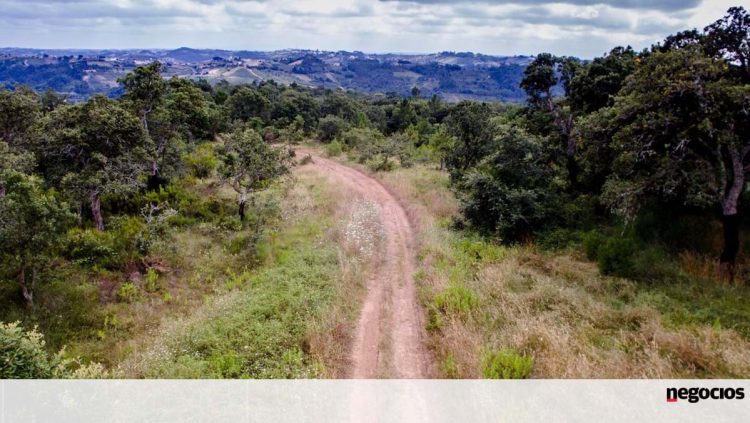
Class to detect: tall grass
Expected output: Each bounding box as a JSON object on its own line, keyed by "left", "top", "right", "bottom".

{"left": 376, "top": 163, "right": 750, "bottom": 378}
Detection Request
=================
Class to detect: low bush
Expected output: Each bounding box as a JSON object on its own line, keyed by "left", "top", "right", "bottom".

{"left": 325, "top": 140, "right": 343, "bottom": 157}
{"left": 582, "top": 230, "right": 680, "bottom": 281}
{"left": 481, "top": 349, "right": 533, "bottom": 379}
{"left": 0, "top": 321, "right": 68, "bottom": 378}
{"left": 597, "top": 236, "right": 638, "bottom": 276}
{"left": 65, "top": 228, "right": 118, "bottom": 268}
{"left": 433, "top": 284, "right": 479, "bottom": 314}
{"left": 184, "top": 144, "right": 218, "bottom": 178}
{"left": 365, "top": 156, "right": 396, "bottom": 172}
{"left": 144, "top": 268, "right": 160, "bottom": 292}
{"left": 117, "top": 282, "right": 141, "bottom": 303}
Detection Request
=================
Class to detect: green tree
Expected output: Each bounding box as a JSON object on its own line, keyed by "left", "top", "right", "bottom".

{"left": 317, "top": 115, "right": 348, "bottom": 142}
{"left": 38, "top": 96, "right": 148, "bottom": 230}
{"left": 272, "top": 89, "right": 318, "bottom": 132}
{"left": 443, "top": 102, "right": 494, "bottom": 179}
{"left": 456, "top": 125, "right": 557, "bottom": 242}
{"left": 601, "top": 46, "right": 750, "bottom": 275}
{"left": 119, "top": 62, "right": 166, "bottom": 134}
{"left": 0, "top": 87, "right": 40, "bottom": 147}
{"left": 219, "top": 129, "right": 290, "bottom": 220}
{"left": 568, "top": 46, "right": 638, "bottom": 114}
{"left": 703, "top": 6, "right": 749, "bottom": 81}
{"left": 0, "top": 172, "right": 74, "bottom": 307}
{"left": 0, "top": 141, "right": 34, "bottom": 197}
{"left": 521, "top": 54, "right": 581, "bottom": 187}
{"left": 226, "top": 86, "right": 271, "bottom": 123}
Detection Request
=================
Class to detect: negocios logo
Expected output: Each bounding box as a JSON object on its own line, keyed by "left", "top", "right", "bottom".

{"left": 666, "top": 387, "right": 745, "bottom": 403}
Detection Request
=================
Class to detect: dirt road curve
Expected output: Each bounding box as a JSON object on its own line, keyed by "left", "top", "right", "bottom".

{"left": 297, "top": 149, "right": 433, "bottom": 378}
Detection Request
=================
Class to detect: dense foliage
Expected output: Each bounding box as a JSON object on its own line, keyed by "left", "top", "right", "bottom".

{"left": 442, "top": 7, "right": 750, "bottom": 281}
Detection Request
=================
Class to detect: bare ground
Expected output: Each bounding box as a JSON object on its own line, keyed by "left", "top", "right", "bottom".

{"left": 297, "top": 149, "right": 434, "bottom": 378}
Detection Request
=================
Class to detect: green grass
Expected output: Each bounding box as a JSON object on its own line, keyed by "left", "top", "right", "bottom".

{"left": 481, "top": 349, "right": 534, "bottom": 379}
{"left": 117, "top": 171, "right": 350, "bottom": 378}
{"left": 635, "top": 281, "right": 750, "bottom": 339}
{"left": 137, "top": 242, "right": 339, "bottom": 378}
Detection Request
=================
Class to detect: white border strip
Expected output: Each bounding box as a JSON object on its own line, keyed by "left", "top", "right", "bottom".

{"left": 2, "top": 380, "right": 748, "bottom": 422}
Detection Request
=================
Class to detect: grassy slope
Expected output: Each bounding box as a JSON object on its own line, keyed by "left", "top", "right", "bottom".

{"left": 376, "top": 164, "right": 750, "bottom": 378}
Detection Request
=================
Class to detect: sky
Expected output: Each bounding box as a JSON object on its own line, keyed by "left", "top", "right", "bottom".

{"left": 0, "top": 0, "right": 742, "bottom": 58}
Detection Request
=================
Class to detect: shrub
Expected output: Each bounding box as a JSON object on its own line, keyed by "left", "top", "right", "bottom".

{"left": 117, "top": 282, "right": 141, "bottom": 303}
{"left": 452, "top": 125, "right": 560, "bottom": 243}
{"left": 433, "top": 284, "right": 479, "bottom": 314}
{"left": 144, "top": 268, "right": 160, "bottom": 292}
{"left": 318, "top": 115, "right": 348, "bottom": 142}
{"left": 340, "top": 127, "right": 384, "bottom": 149}
{"left": 481, "top": 349, "right": 533, "bottom": 379}
{"left": 65, "top": 228, "right": 117, "bottom": 267}
{"left": 537, "top": 228, "right": 580, "bottom": 250}
{"left": 581, "top": 231, "right": 676, "bottom": 281}
{"left": 581, "top": 230, "right": 606, "bottom": 261}
{"left": 440, "top": 353, "right": 460, "bottom": 378}
{"left": 0, "top": 321, "right": 68, "bottom": 378}
{"left": 111, "top": 215, "right": 150, "bottom": 259}
{"left": 325, "top": 140, "right": 343, "bottom": 157}
{"left": 365, "top": 156, "right": 395, "bottom": 172}
{"left": 597, "top": 237, "right": 637, "bottom": 276}
{"left": 184, "top": 144, "right": 218, "bottom": 178}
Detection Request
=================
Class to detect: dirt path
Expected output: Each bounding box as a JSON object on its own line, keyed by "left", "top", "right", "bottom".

{"left": 297, "top": 149, "right": 433, "bottom": 378}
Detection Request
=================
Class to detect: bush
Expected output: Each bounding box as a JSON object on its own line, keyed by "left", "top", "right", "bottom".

{"left": 117, "top": 282, "right": 141, "bottom": 303}
{"left": 454, "top": 125, "right": 558, "bottom": 243}
{"left": 581, "top": 230, "right": 606, "bottom": 261}
{"left": 0, "top": 321, "right": 68, "bottom": 378}
{"left": 325, "top": 140, "right": 343, "bottom": 157}
{"left": 365, "top": 156, "right": 396, "bottom": 172}
{"left": 144, "top": 268, "right": 160, "bottom": 292}
{"left": 537, "top": 228, "right": 581, "bottom": 250}
{"left": 184, "top": 143, "right": 218, "bottom": 178}
{"left": 433, "top": 284, "right": 479, "bottom": 314}
{"left": 581, "top": 231, "right": 677, "bottom": 281}
{"left": 481, "top": 349, "right": 533, "bottom": 379}
{"left": 340, "top": 127, "right": 384, "bottom": 149}
{"left": 318, "top": 115, "right": 348, "bottom": 142}
{"left": 65, "top": 228, "right": 117, "bottom": 267}
{"left": 460, "top": 170, "right": 556, "bottom": 242}
{"left": 597, "top": 237, "right": 638, "bottom": 276}
{"left": 111, "top": 215, "right": 150, "bottom": 259}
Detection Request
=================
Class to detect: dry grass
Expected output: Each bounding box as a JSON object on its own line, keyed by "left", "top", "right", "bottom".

{"left": 374, "top": 162, "right": 750, "bottom": 378}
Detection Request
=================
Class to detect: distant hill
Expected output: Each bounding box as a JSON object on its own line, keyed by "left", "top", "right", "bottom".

{"left": 0, "top": 47, "right": 533, "bottom": 102}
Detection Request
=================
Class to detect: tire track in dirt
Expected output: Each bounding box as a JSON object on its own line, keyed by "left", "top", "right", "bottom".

{"left": 296, "top": 149, "right": 434, "bottom": 378}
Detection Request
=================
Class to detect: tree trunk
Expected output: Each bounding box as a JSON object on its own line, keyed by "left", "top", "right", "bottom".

{"left": 566, "top": 149, "right": 579, "bottom": 190}
{"left": 90, "top": 190, "right": 104, "bottom": 231}
{"left": 238, "top": 191, "right": 247, "bottom": 221}
{"left": 147, "top": 160, "right": 162, "bottom": 191}
{"left": 0, "top": 183, "right": 5, "bottom": 197}
{"left": 18, "top": 267, "right": 33, "bottom": 308}
{"left": 719, "top": 145, "right": 745, "bottom": 280}
{"left": 546, "top": 95, "right": 578, "bottom": 188}
{"left": 720, "top": 213, "right": 740, "bottom": 280}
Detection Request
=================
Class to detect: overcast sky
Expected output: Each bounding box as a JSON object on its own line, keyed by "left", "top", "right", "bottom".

{"left": 0, "top": 0, "right": 741, "bottom": 57}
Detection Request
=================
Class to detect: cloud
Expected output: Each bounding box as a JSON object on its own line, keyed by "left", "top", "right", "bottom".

{"left": 0, "top": 0, "right": 735, "bottom": 58}
{"left": 379, "top": 0, "right": 701, "bottom": 12}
